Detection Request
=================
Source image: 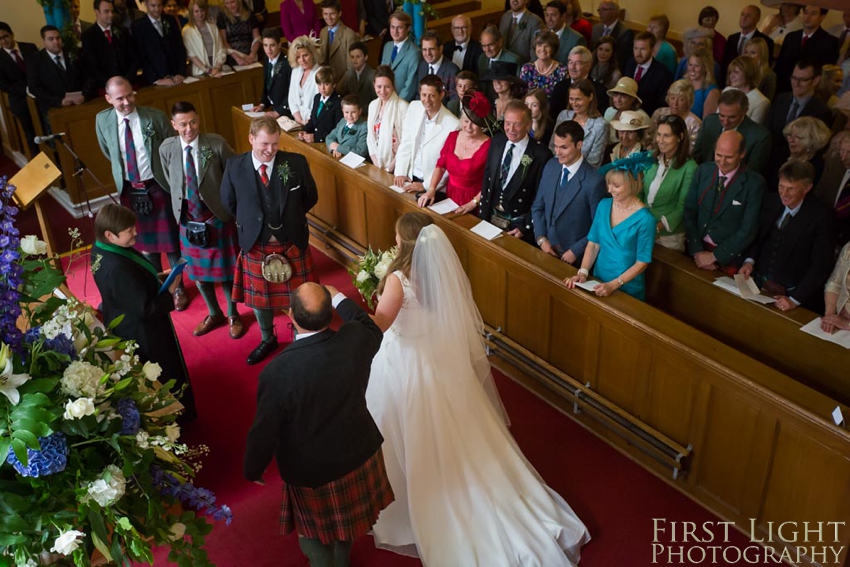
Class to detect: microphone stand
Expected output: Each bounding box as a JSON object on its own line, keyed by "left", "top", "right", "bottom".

{"left": 55, "top": 135, "right": 119, "bottom": 220}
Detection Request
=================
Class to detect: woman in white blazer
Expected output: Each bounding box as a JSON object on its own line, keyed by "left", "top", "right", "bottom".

{"left": 183, "top": 0, "right": 228, "bottom": 77}
{"left": 287, "top": 35, "right": 321, "bottom": 125}
{"left": 367, "top": 65, "right": 409, "bottom": 172}
{"left": 822, "top": 242, "right": 850, "bottom": 334}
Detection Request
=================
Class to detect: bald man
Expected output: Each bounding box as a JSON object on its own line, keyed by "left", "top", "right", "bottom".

{"left": 443, "top": 15, "right": 483, "bottom": 74}
{"left": 721, "top": 4, "right": 775, "bottom": 81}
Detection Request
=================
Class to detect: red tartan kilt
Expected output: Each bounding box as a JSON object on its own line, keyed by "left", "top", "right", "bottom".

{"left": 178, "top": 218, "right": 240, "bottom": 283}
{"left": 120, "top": 181, "right": 179, "bottom": 254}
{"left": 232, "top": 240, "right": 317, "bottom": 310}
{"left": 279, "top": 449, "right": 394, "bottom": 544}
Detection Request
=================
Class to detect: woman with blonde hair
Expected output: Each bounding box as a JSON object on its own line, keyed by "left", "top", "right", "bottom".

{"left": 775, "top": 117, "right": 832, "bottom": 186}
{"left": 816, "top": 65, "right": 844, "bottom": 109}
{"left": 367, "top": 66, "right": 409, "bottom": 172}
{"left": 287, "top": 35, "right": 321, "bottom": 125}
{"left": 724, "top": 56, "right": 770, "bottom": 123}
{"left": 216, "top": 0, "right": 260, "bottom": 66}
{"left": 742, "top": 37, "right": 776, "bottom": 100}
{"left": 183, "top": 0, "right": 228, "bottom": 77}
{"left": 647, "top": 80, "right": 703, "bottom": 153}
{"left": 687, "top": 48, "right": 719, "bottom": 119}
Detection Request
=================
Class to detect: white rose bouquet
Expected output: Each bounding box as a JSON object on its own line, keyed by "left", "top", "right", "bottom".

{"left": 349, "top": 247, "right": 398, "bottom": 310}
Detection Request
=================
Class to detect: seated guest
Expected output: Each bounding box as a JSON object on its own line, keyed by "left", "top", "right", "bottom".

{"left": 525, "top": 88, "right": 553, "bottom": 146}
{"left": 758, "top": 2, "right": 802, "bottom": 45}
{"left": 773, "top": 117, "right": 831, "bottom": 188}
{"left": 693, "top": 89, "right": 771, "bottom": 174}
{"left": 565, "top": 153, "right": 656, "bottom": 300}
{"left": 367, "top": 65, "right": 409, "bottom": 172}
{"left": 380, "top": 11, "right": 420, "bottom": 102}
{"left": 519, "top": 32, "right": 567, "bottom": 95}
{"left": 697, "top": 5, "right": 726, "bottom": 65}
{"left": 589, "top": 36, "right": 621, "bottom": 91}
{"left": 738, "top": 160, "right": 835, "bottom": 312}
{"left": 533, "top": 119, "right": 606, "bottom": 265}
{"left": 684, "top": 130, "right": 766, "bottom": 272}
{"left": 499, "top": 0, "right": 543, "bottom": 64}
{"left": 298, "top": 66, "right": 342, "bottom": 143}
{"left": 674, "top": 26, "right": 714, "bottom": 81}
{"left": 326, "top": 94, "right": 368, "bottom": 157}
{"left": 774, "top": 6, "right": 839, "bottom": 94}
{"left": 217, "top": 0, "right": 261, "bottom": 67}
{"left": 280, "top": 0, "right": 321, "bottom": 42}
{"left": 721, "top": 5, "right": 774, "bottom": 82}
{"left": 543, "top": 1, "right": 586, "bottom": 66}
{"left": 416, "top": 31, "right": 459, "bottom": 101}
{"left": 417, "top": 92, "right": 492, "bottom": 213}
{"left": 447, "top": 70, "right": 477, "bottom": 116}
{"left": 816, "top": 65, "right": 843, "bottom": 110}
{"left": 0, "top": 22, "right": 38, "bottom": 155}
{"left": 822, "top": 242, "right": 850, "bottom": 333}
{"left": 604, "top": 77, "right": 649, "bottom": 145}
{"left": 183, "top": 0, "right": 228, "bottom": 77}
{"left": 288, "top": 35, "right": 321, "bottom": 125}
{"left": 646, "top": 14, "right": 677, "bottom": 76}
{"left": 591, "top": 0, "right": 633, "bottom": 71}
{"left": 337, "top": 41, "right": 376, "bottom": 108}
{"left": 552, "top": 78, "right": 609, "bottom": 167}
{"left": 477, "top": 25, "right": 520, "bottom": 80}
{"left": 319, "top": 0, "right": 358, "bottom": 86}
{"left": 647, "top": 80, "right": 702, "bottom": 154}
{"left": 623, "top": 32, "right": 673, "bottom": 117}
{"left": 91, "top": 203, "right": 196, "bottom": 421}
{"left": 479, "top": 100, "right": 550, "bottom": 240}
{"left": 81, "top": 0, "right": 136, "bottom": 95}
{"left": 743, "top": 37, "right": 776, "bottom": 100}
{"left": 27, "top": 25, "right": 85, "bottom": 129}
{"left": 639, "top": 114, "right": 697, "bottom": 252}
{"left": 133, "top": 0, "right": 187, "bottom": 86}
{"left": 724, "top": 56, "right": 770, "bottom": 124}
{"left": 252, "top": 27, "right": 292, "bottom": 118}
{"left": 444, "top": 15, "right": 483, "bottom": 75}
{"left": 490, "top": 63, "right": 526, "bottom": 122}
{"left": 393, "top": 75, "right": 460, "bottom": 194}
{"left": 815, "top": 135, "right": 850, "bottom": 249}
{"left": 607, "top": 110, "right": 648, "bottom": 163}
{"left": 686, "top": 48, "right": 719, "bottom": 119}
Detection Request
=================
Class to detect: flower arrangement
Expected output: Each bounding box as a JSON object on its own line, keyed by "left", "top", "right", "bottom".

{"left": 349, "top": 247, "right": 397, "bottom": 310}
{"left": 0, "top": 176, "right": 230, "bottom": 566}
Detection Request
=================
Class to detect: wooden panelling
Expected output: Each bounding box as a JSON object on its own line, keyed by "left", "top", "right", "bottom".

{"left": 642, "top": 350, "right": 702, "bottom": 447}
{"left": 594, "top": 325, "right": 643, "bottom": 413}
{"left": 549, "top": 297, "right": 591, "bottom": 384}
{"left": 505, "top": 270, "right": 551, "bottom": 360}
{"left": 466, "top": 253, "right": 507, "bottom": 331}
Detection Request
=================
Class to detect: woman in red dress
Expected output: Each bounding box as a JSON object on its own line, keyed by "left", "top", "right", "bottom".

{"left": 418, "top": 92, "right": 493, "bottom": 214}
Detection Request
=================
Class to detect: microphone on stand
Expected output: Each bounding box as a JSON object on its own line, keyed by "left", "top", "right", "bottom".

{"left": 34, "top": 132, "right": 66, "bottom": 144}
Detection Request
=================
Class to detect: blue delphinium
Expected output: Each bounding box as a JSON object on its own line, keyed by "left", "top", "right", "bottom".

{"left": 6, "top": 433, "right": 69, "bottom": 477}
{"left": 23, "top": 328, "right": 76, "bottom": 370}
{"left": 117, "top": 398, "right": 141, "bottom": 435}
{"left": 0, "top": 177, "right": 23, "bottom": 350}
{"left": 151, "top": 466, "right": 233, "bottom": 526}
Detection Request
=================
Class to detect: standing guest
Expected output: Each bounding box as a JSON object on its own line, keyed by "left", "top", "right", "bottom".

{"left": 477, "top": 25, "right": 521, "bottom": 79}
{"left": 525, "top": 88, "right": 553, "bottom": 145}
{"left": 113, "top": 0, "right": 143, "bottom": 32}
{"left": 27, "top": 25, "right": 86, "bottom": 131}
{"left": 758, "top": 2, "right": 802, "bottom": 45}
{"left": 253, "top": 27, "right": 293, "bottom": 118}
{"left": 639, "top": 114, "right": 697, "bottom": 252}
{"left": 319, "top": 0, "right": 358, "bottom": 85}
{"left": 647, "top": 80, "right": 702, "bottom": 154}
{"left": 95, "top": 76, "right": 186, "bottom": 310}
{"left": 133, "top": 0, "right": 187, "bottom": 86}
{"left": 362, "top": 0, "right": 391, "bottom": 40}
{"left": 91, "top": 204, "right": 197, "bottom": 421}
{"left": 816, "top": 65, "right": 844, "bottom": 110}
{"left": 774, "top": 6, "right": 839, "bottom": 94}
{"left": 646, "top": 15, "right": 676, "bottom": 76}
{"left": 697, "top": 6, "right": 726, "bottom": 67}
{"left": 693, "top": 89, "right": 771, "bottom": 174}
{"left": 623, "top": 32, "right": 672, "bottom": 117}
{"left": 773, "top": 117, "right": 831, "bottom": 188}
{"left": 603, "top": 77, "right": 648, "bottom": 144}
{"left": 686, "top": 48, "right": 719, "bottom": 120}
{"left": 416, "top": 31, "right": 459, "bottom": 101}
{"left": 822, "top": 242, "right": 850, "bottom": 333}
{"left": 444, "top": 15, "right": 483, "bottom": 75}
{"left": 336, "top": 41, "right": 376, "bottom": 107}
{"left": 367, "top": 65, "right": 408, "bottom": 171}
{"left": 164, "top": 0, "right": 189, "bottom": 27}
{"left": 326, "top": 94, "right": 368, "bottom": 157}
{"left": 549, "top": 45, "right": 606, "bottom": 121}
{"left": 738, "top": 160, "right": 835, "bottom": 312}
{"left": 721, "top": 5, "right": 774, "bottom": 83}
{"left": 499, "top": 0, "right": 543, "bottom": 64}
{"left": 0, "top": 22, "right": 38, "bottom": 156}
{"left": 479, "top": 100, "right": 551, "bottom": 241}
{"left": 543, "top": 1, "right": 585, "bottom": 66}
{"left": 68, "top": 0, "right": 92, "bottom": 48}
{"left": 567, "top": 0, "right": 591, "bottom": 44}
{"left": 591, "top": 0, "right": 633, "bottom": 71}
{"left": 447, "top": 70, "right": 477, "bottom": 116}
{"left": 288, "top": 35, "right": 322, "bottom": 125}
{"left": 684, "top": 130, "right": 766, "bottom": 272}
{"left": 298, "top": 66, "right": 343, "bottom": 143}
{"left": 221, "top": 116, "right": 319, "bottom": 365}
{"left": 519, "top": 32, "right": 568, "bottom": 95}
{"left": 380, "top": 11, "right": 420, "bottom": 102}
{"left": 552, "top": 78, "right": 609, "bottom": 167}
{"left": 417, "top": 91, "right": 493, "bottom": 213}
{"left": 589, "top": 36, "right": 620, "bottom": 93}
{"left": 565, "top": 153, "right": 656, "bottom": 300}
{"left": 244, "top": 282, "right": 393, "bottom": 567}
{"left": 533, "top": 119, "right": 606, "bottom": 265}
{"left": 279, "top": 0, "right": 321, "bottom": 41}
{"left": 159, "top": 102, "right": 242, "bottom": 338}
{"left": 81, "top": 0, "right": 136, "bottom": 95}
{"left": 217, "top": 0, "right": 261, "bottom": 67}
{"left": 743, "top": 37, "right": 776, "bottom": 101}
{"left": 828, "top": 9, "right": 850, "bottom": 43}
{"left": 243, "top": 0, "right": 268, "bottom": 29}
{"left": 607, "top": 110, "right": 648, "bottom": 163}
{"left": 723, "top": 56, "right": 770, "bottom": 124}
{"left": 183, "top": 0, "right": 228, "bottom": 77}
{"left": 816, "top": 135, "right": 850, "bottom": 249}
{"left": 674, "top": 26, "right": 714, "bottom": 81}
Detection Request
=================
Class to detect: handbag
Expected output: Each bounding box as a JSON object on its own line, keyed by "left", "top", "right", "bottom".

{"left": 186, "top": 220, "right": 210, "bottom": 248}
{"left": 129, "top": 187, "right": 153, "bottom": 216}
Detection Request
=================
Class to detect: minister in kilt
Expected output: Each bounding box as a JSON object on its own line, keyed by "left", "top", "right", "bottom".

{"left": 160, "top": 101, "right": 244, "bottom": 339}
{"left": 221, "top": 116, "right": 319, "bottom": 365}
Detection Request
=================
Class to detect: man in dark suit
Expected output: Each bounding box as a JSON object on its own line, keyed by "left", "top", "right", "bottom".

{"left": 720, "top": 5, "right": 774, "bottom": 85}
{"left": 548, "top": 45, "right": 607, "bottom": 119}
{"left": 815, "top": 136, "right": 850, "bottom": 250}
{"left": 622, "top": 32, "right": 672, "bottom": 116}
{"left": 363, "top": 0, "right": 391, "bottom": 39}
{"left": 684, "top": 130, "right": 766, "bottom": 272}
{"left": 479, "top": 100, "right": 551, "bottom": 241}
{"left": 499, "top": 0, "right": 544, "bottom": 64}
{"left": 82, "top": 0, "right": 136, "bottom": 93}
{"left": 532, "top": 120, "right": 606, "bottom": 265}
{"left": 244, "top": 282, "right": 393, "bottom": 566}
{"left": 69, "top": 0, "right": 93, "bottom": 48}
{"left": 298, "top": 67, "right": 343, "bottom": 144}
{"left": 221, "top": 116, "right": 319, "bottom": 365}
{"left": 591, "top": 0, "right": 633, "bottom": 70}
{"left": 738, "top": 160, "right": 835, "bottom": 313}
{"left": 253, "top": 27, "right": 292, "bottom": 118}
{"left": 693, "top": 89, "right": 771, "bottom": 175}
{"left": 543, "top": 0, "right": 586, "bottom": 65}
{"left": 415, "top": 31, "right": 459, "bottom": 101}
{"left": 443, "top": 15, "right": 483, "bottom": 75}
{"left": 132, "top": 0, "right": 187, "bottom": 86}
{"left": 477, "top": 25, "right": 521, "bottom": 79}
{"left": 773, "top": 6, "right": 839, "bottom": 94}
{"left": 0, "top": 22, "right": 38, "bottom": 156}
{"left": 27, "top": 26, "right": 86, "bottom": 130}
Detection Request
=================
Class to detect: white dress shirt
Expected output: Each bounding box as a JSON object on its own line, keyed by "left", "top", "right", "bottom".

{"left": 451, "top": 42, "right": 466, "bottom": 68}
{"left": 180, "top": 137, "right": 200, "bottom": 179}
{"left": 117, "top": 110, "right": 154, "bottom": 181}
{"left": 500, "top": 135, "right": 530, "bottom": 185}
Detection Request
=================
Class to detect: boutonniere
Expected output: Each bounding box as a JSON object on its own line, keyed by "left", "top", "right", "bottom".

{"left": 277, "top": 162, "right": 292, "bottom": 184}
{"left": 518, "top": 21, "right": 527, "bottom": 31}
{"left": 198, "top": 146, "right": 213, "bottom": 168}
{"left": 112, "top": 27, "right": 122, "bottom": 39}
{"left": 143, "top": 123, "right": 156, "bottom": 141}
{"left": 162, "top": 18, "right": 171, "bottom": 35}
{"left": 519, "top": 154, "right": 533, "bottom": 176}
{"left": 91, "top": 254, "right": 102, "bottom": 275}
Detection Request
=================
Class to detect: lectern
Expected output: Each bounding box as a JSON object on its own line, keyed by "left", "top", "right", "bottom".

{"left": 9, "top": 152, "right": 63, "bottom": 259}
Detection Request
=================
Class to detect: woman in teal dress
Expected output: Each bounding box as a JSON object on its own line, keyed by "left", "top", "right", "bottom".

{"left": 565, "top": 153, "right": 656, "bottom": 300}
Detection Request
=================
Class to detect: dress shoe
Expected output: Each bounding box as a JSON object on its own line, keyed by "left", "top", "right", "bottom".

{"left": 228, "top": 315, "right": 245, "bottom": 339}
{"left": 173, "top": 288, "right": 189, "bottom": 311}
{"left": 246, "top": 337, "right": 279, "bottom": 365}
{"left": 193, "top": 313, "right": 226, "bottom": 336}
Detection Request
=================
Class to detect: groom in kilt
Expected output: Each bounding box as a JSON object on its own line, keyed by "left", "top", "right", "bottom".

{"left": 221, "top": 116, "right": 319, "bottom": 365}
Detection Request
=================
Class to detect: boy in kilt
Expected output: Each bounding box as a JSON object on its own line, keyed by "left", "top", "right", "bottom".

{"left": 220, "top": 116, "right": 319, "bottom": 365}
{"left": 159, "top": 101, "right": 245, "bottom": 339}
{"left": 244, "top": 283, "right": 393, "bottom": 566}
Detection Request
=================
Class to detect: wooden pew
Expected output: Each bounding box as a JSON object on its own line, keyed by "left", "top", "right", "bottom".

{"left": 232, "top": 105, "right": 850, "bottom": 565}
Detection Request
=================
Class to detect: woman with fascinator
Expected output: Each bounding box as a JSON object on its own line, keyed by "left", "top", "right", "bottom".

{"left": 565, "top": 153, "right": 657, "bottom": 300}
{"left": 417, "top": 91, "right": 494, "bottom": 214}
{"left": 366, "top": 211, "right": 590, "bottom": 565}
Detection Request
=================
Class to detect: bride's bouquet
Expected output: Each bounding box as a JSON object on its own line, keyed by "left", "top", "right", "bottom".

{"left": 350, "top": 247, "right": 397, "bottom": 310}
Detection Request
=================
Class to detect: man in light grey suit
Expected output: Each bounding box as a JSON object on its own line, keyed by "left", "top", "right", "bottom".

{"left": 159, "top": 101, "right": 243, "bottom": 339}
{"left": 415, "top": 31, "right": 460, "bottom": 101}
{"left": 499, "top": 0, "right": 543, "bottom": 63}
{"left": 532, "top": 120, "right": 606, "bottom": 266}
{"left": 543, "top": 0, "right": 586, "bottom": 64}
{"left": 380, "top": 11, "right": 421, "bottom": 101}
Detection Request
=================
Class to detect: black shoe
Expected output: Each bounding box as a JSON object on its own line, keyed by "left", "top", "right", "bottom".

{"left": 246, "top": 337, "right": 279, "bottom": 365}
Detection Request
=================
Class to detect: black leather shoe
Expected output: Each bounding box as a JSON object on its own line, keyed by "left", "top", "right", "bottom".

{"left": 173, "top": 287, "right": 189, "bottom": 311}
{"left": 246, "top": 337, "right": 279, "bottom": 365}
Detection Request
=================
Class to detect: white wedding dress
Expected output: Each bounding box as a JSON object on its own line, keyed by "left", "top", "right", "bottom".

{"left": 366, "top": 225, "right": 590, "bottom": 567}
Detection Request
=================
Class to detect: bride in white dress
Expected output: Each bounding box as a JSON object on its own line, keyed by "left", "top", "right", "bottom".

{"left": 366, "top": 211, "right": 590, "bottom": 566}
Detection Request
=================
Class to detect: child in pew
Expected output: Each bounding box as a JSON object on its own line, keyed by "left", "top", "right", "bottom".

{"left": 297, "top": 66, "right": 343, "bottom": 144}
{"left": 326, "top": 95, "right": 369, "bottom": 158}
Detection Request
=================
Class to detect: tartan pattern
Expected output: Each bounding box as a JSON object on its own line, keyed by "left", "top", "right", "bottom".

{"left": 232, "top": 240, "right": 317, "bottom": 310}
{"left": 279, "top": 449, "right": 394, "bottom": 544}
{"left": 124, "top": 118, "right": 140, "bottom": 183}
{"left": 184, "top": 146, "right": 203, "bottom": 219}
{"left": 120, "top": 181, "right": 180, "bottom": 254}
{"left": 178, "top": 217, "right": 239, "bottom": 282}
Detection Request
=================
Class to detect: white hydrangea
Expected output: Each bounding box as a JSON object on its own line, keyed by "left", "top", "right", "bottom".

{"left": 374, "top": 260, "right": 390, "bottom": 279}
{"left": 50, "top": 529, "right": 85, "bottom": 555}
{"left": 135, "top": 431, "right": 150, "bottom": 448}
{"left": 63, "top": 398, "right": 95, "bottom": 420}
{"left": 356, "top": 270, "right": 370, "bottom": 283}
{"left": 165, "top": 423, "right": 181, "bottom": 443}
{"left": 61, "top": 361, "right": 104, "bottom": 398}
{"left": 142, "top": 361, "right": 162, "bottom": 381}
{"left": 85, "top": 465, "right": 126, "bottom": 507}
